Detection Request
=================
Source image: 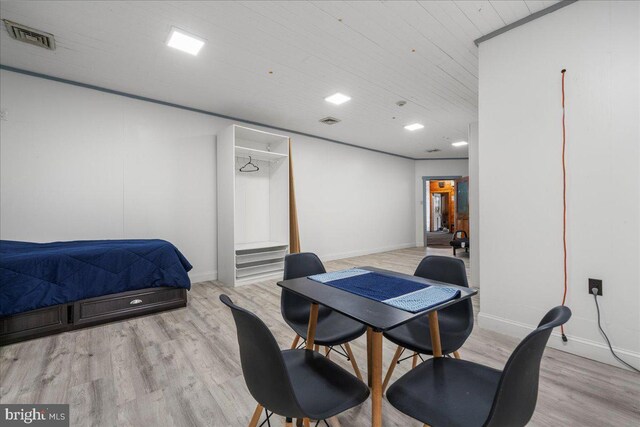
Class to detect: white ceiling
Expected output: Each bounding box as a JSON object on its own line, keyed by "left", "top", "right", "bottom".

{"left": 0, "top": 1, "right": 558, "bottom": 159}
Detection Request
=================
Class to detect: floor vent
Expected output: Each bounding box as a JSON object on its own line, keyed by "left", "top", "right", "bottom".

{"left": 3, "top": 20, "right": 56, "bottom": 50}
{"left": 319, "top": 116, "right": 341, "bottom": 125}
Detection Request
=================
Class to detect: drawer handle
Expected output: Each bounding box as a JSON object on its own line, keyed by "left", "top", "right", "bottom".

{"left": 130, "top": 299, "right": 143, "bottom": 305}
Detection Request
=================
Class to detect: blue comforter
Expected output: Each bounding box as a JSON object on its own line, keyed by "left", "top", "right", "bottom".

{"left": 0, "top": 239, "right": 192, "bottom": 316}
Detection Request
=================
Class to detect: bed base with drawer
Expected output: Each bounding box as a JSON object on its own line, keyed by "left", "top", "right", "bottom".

{"left": 0, "top": 286, "right": 187, "bottom": 346}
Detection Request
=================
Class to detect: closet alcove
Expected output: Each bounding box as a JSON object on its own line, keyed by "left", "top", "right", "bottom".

{"left": 217, "top": 125, "right": 290, "bottom": 286}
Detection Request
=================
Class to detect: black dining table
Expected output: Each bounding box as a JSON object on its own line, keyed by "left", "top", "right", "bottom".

{"left": 277, "top": 266, "right": 478, "bottom": 427}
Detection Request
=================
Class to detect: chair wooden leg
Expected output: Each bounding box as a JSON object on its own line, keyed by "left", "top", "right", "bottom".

{"left": 412, "top": 352, "right": 419, "bottom": 368}
{"left": 314, "top": 344, "right": 320, "bottom": 352}
{"left": 296, "top": 419, "right": 303, "bottom": 427}
{"left": 248, "top": 404, "right": 263, "bottom": 427}
{"left": 382, "top": 345, "right": 403, "bottom": 393}
{"left": 453, "top": 350, "right": 461, "bottom": 359}
{"left": 291, "top": 334, "right": 301, "bottom": 349}
{"left": 343, "top": 342, "right": 363, "bottom": 381}
{"left": 302, "top": 419, "right": 310, "bottom": 427}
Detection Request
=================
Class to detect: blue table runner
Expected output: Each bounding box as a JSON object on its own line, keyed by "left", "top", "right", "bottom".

{"left": 309, "top": 269, "right": 460, "bottom": 313}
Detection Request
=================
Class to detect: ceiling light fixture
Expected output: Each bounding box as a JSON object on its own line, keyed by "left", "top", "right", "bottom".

{"left": 452, "top": 141, "right": 469, "bottom": 147}
{"left": 404, "top": 123, "right": 424, "bottom": 131}
{"left": 167, "top": 27, "right": 205, "bottom": 55}
{"left": 325, "top": 93, "right": 351, "bottom": 105}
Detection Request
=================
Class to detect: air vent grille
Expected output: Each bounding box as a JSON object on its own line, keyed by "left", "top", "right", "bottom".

{"left": 426, "top": 148, "right": 441, "bottom": 153}
{"left": 319, "top": 116, "right": 341, "bottom": 125}
{"left": 3, "top": 20, "right": 56, "bottom": 50}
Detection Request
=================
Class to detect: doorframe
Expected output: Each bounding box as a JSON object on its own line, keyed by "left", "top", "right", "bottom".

{"left": 422, "top": 176, "right": 463, "bottom": 247}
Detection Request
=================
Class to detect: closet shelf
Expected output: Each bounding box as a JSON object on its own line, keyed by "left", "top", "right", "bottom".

{"left": 235, "top": 146, "right": 288, "bottom": 162}
{"left": 235, "top": 241, "right": 289, "bottom": 252}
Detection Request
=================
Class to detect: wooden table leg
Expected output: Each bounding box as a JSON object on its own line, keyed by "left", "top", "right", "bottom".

{"left": 370, "top": 329, "right": 383, "bottom": 427}
{"left": 366, "top": 328, "right": 373, "bottom": 386}
{"left": 305, "top": 303, "right": 319, "bottom": 350}
{"left": 248, "top": 404, "right": 263, "bottom": 427}
{"left": 428, "top": 311, "right": 443, "bottom": 358}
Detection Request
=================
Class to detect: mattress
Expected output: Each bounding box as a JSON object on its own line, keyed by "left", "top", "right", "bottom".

{"left": 0, "top": 239, "right": 192, "bottom": 316}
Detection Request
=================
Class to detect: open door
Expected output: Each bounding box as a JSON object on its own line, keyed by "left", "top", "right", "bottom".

{"left": 454, "top": 177, "right": 469, "bottom": 236}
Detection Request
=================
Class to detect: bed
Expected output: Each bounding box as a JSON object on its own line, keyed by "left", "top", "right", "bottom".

{"left": 0, "top": 239, "right": 192, "bottom": 345}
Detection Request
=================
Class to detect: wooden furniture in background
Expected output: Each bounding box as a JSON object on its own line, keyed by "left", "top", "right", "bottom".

{"left": 429, "top": 180, "right": 456, "bottom": 232}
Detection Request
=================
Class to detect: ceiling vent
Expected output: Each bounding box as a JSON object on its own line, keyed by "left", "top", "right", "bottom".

{"left": 319, "top": 116, "right": 341, "bottom": 125}
{"left": 3, "top": 20, "right": 56, "bottom": 50}
{"left": 426, "top": 148, "right": 441, "bottom": 153}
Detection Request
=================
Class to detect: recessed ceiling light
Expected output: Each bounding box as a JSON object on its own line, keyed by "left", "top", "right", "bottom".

{"left": 325, "top": 93, "right": 351, "bottom": 105}
{"left": 404, "top": 123, "right": 424, "bottom": 131}
{"left": 452, "top": 141, "right": 468, "bottom": 147}
{"left": 167, "top": 27, "right": 204, "bottom": 56}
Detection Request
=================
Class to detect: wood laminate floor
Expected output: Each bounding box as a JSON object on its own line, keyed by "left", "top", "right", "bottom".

{"left": 1, "top": 247, "right": 638, "bottom": 426}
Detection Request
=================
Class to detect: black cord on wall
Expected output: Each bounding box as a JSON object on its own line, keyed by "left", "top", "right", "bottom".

{"left": 591, "top": 288, "right": 640, "bottom": 373}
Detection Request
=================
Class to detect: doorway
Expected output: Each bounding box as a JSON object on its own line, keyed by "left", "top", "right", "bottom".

{"left": 422, "top": 176, "right": 461, "bottom": 248}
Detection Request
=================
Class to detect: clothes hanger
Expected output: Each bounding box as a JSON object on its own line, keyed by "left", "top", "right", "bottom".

{"left": 239, "top": 156, "right": 260, "bottom": 173}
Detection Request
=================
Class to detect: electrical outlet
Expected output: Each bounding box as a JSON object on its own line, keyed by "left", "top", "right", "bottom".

{"left": 589, "top": 278, "right": 603, "bottom": 296}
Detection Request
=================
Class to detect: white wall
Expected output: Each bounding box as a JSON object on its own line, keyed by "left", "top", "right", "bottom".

{"left": 0, "top": 71, "right": 218, "bottom": 282}
{"left": 478, "top": 1, "right": 639, "bottom": 368}
{"left": 0, "top": 70, "right": 416, "bottom": 281}
{"left": 413, "top": 159, "right": 469, "bottom": 246}
{"left": 295, "top": 136, "right": 415, "bottom": 261}
{"left": 468, "top": 122, "right": 480, "bottom": 288}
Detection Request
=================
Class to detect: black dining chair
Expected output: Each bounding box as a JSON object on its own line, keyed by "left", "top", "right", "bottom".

{"left": 450, "top": 230, "right": 470, "bottom": 256}
{"left": 220, "top": 294, "right": 370, "bottom": 427}
{"left": 387, "top": 305, "right": 572, "bottom": 427}
{"left": 382, "top": 255, "right": 473, "bottom": 392}
{"left": 281, "top": 252, "right": 367, "bottom": 380}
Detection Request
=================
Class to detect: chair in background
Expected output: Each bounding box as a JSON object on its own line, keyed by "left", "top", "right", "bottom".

{"left": 281, "top": 252, "right": 367, "bottom": 380}
{"left": 450, "top": 230, "right": 469, "bottom": 256}
{"left": 382, "top": 256, "right": 473, "bottom": 392}
{"left": 386, "top": 305, "right": 571, "bottom": 427}
{"left": 220, "top": 294, "right": 370, "bottom": 427}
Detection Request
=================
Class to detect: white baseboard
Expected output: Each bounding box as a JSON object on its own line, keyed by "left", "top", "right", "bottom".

{"left": 478, "top": 312, "right": 640, "bottom": 371}
{"left": 189, "top": 270, "right": 217, "bottom": 284}
{"left": 320, "top": 242, "right": 417, "bottom": 262}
